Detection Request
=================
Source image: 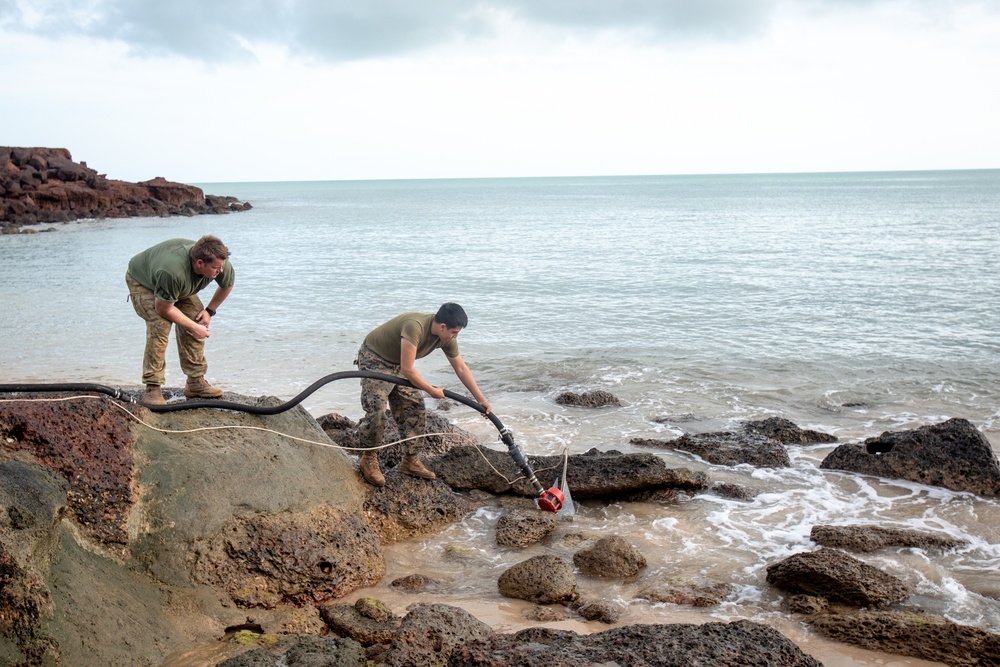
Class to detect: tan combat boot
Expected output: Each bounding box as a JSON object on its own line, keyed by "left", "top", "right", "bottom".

{"left": 143, "top": 385, "right": 167, "bottom": 405}
{"left": 360, "top": 451, "right": 386, "bottom": 487}
{"left": 399, "top": 454, "right": 436, "bottom": 480}
{"left": 184, "top": 376, "right": 223, "bottom": 399}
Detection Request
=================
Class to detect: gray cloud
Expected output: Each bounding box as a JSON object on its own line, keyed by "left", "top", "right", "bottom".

{"left": 1, "top": 0, "right": 991, "bottom": 62}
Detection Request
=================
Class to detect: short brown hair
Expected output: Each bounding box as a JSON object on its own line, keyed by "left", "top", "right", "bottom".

{"left": 190, "top": 235, "right": 230, "bottom": 263}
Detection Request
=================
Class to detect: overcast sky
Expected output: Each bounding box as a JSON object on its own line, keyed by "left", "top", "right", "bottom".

{"left": 2, "top": 0, "right": 998, "bottom": 183}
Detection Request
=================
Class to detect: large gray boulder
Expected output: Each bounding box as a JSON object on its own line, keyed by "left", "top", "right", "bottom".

{"left": 497, "top": 555, "right": 577, "bottom": 604}
{"left": 820, "top": 418, "right": 1000, "bottom": 496}
{"left": 0, "top": 391, "right": 385, "bottom": 667}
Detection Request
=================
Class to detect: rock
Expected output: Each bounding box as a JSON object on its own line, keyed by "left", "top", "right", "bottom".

{"left": 572, "top": 535, "right": 647, "bottom": 578}
{"left": 0, "top": 391, "right": 413, "bottom": 667}
{"left": 810, "top": 524, "right": 968, "bottom": 552}
{"left": 495, "top": 510, "right": 557, "bottom": 548}
{"left": 497, "top": 555, "right": 578, "bottom": 605}
{"left": 319, "top": 598, "right": 401, "bottom": 645}
{"left": 193, "top": 504, "right": 384, "bottom": 608}
{"left": 575, "top": 599, "right": 623, "bottom": 624}
{"left": 0, "top": 147, "right": 250, "bottom": 230}
{"left": 363, "top": 472, "right": 479, "bottom": 544}
{"left": 217, "top": 648, "right": 276, "bottom": 666}
{"left": 712, "top": 481, "right": 758, "bottom": 500}
{"left": 765, "top": 548, "right": 911, "bottom": 608}
{"left": 384, "top": 603, "right": 493, "bottom": 667}
{"left": 744, "top": 417, "right": 837, "bottom": 444}
{"left": 632, "top": 431, "right": 791, "bottom": 467}
{"left": 449, "top": 620, "right": 823, "bottom": 667}
{"left": 523, "top": 605, "right": 569, "bottom": 622}
{"left": 555, "top": 390, "right": 623, "bottom": 407}
{"left": 820, "top": 418, "right": 1000, "bottom": 497}
{"left": 808, "top": 610, "right": 1000, "bottom": 667}
{"left": 279, "top": 634, "right": 366, "bottom": 667}
{"left": 637, "top": 576, "right": 733, "bottom": 607}
{"left": 430, "top": 446, "right": 708, "bottom": 501}
{"left": 786, "top": 594, "right": 829, "bottom": 615}
{"left": 389, "top": 573, "right": 435, "bottom": 592}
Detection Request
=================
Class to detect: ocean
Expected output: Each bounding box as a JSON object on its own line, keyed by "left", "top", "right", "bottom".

{"left": 2, "top": 169, "right": 999, "bottom": 664}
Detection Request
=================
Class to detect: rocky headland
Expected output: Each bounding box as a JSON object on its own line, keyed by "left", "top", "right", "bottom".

{"left": 0, "top": 147, "right": 251, "bottom": 232}
{"left": 1, "top": 388, "right": 998, "bottom": 666}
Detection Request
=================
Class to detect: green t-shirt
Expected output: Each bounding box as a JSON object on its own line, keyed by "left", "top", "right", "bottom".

{"left": 363, "top": 312, "right": 460, "bottom": 364}
{"left": 127, "top": 238, "right": 235, "bottom": 303}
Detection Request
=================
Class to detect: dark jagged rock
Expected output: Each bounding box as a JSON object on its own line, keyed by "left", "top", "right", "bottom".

{"left": 363, "top": 471, "right": 479, "bottom": 544}
{"left": 385, "top": 603, "right": 493, "bottom": 667}
{"left": 808, "top": 610, "right": 1000, "bottom": 667}
{"left": 495, "top": 509, "right": 556, "bottom": 548}
{"left": 820, "top": 418, "right": 1000, "bottom": 497}
{"left": 633, "top": 417, "right": 836, "bottom": 468}
{"left": 572, "top": 535, "right": 647, "bottom": 578}
{"left": 766, "top": 548, "right": 911, "bottom": 608}
{"left": 0, "top": 146, "right": 250, "bottom": 231}
{"left": 497, "top": 555, "right": 578, "bottom": 605}
{"left": 712, "top": 481, "right": 759, "bottom": 500}
{"left": 430, "top": 445, "right": 708, "bottom": 500}
{"left": 811, "top": 524, "right": 968, "bottom": 553}
{"left": 632, "top": 431, "right": 791, "bottom": 467}
{"left": 389, "top": 573, "right": 436, "bottom": 592}
{"left": 636, "top": 576, "right": 733, "bottom": 607}
{"left": 449, "top": 620, "right": 823, "bottom": 667}
{"left": 555, "top": 390, "right": 623, "bottom": 408}
{"left": 744, "top": 417, "right": 838, "bottom": 444}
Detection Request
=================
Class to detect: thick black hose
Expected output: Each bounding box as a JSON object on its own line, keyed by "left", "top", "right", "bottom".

{"left": 0, "top": 372, "right": 548, "bottom": 495}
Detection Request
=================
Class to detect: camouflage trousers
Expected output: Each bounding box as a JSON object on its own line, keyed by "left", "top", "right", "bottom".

{"left": 125, "top": 272, "right": 208, "bottom": 386}
{"left": 356, "top": 345, "right": 426, "bottom": 455}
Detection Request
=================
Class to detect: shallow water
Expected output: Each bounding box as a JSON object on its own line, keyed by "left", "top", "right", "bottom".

{"left": 3, "top": 170, "right": 999, "bottom": 665}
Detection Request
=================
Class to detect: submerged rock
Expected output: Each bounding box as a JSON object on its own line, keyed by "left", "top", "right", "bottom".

{"left": 495, "top": 509, "right": 557, "bottom": 548}
{"left": 766, "top": 548, "right": 911, "bottom": 608}
{"left": 555, "top": 390, "right": 623, "bottom": 408}
{"left": 636, "top": 576, "right": 733, "bottom": 607}
{"left": 810, "top": 524, "right": 968, "bottom": 553}
{"left": 632, "top": 431, "right": 791, "bottom": 467}
{"left": 449, "top": 620, "right": 823, "bottom": 667}
{"left": 743, "top": 417, "right": 837, "bottom": 444}
{"left": 820, "top": 418, "right": 1000, "bottom": 497}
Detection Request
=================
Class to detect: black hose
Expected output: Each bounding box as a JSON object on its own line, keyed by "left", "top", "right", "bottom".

{"left": 0, "top": 372, "right": 548, "bottom": 496}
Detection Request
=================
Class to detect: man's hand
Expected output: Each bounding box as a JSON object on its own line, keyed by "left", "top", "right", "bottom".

{"left": 188, "top": 321, "right": 210, "bottom": 340}
{"left": 195, "top": 309, "right": 212, "bottom": 325}
{"left": 427, "top": 386, "right": 446, "bottom": 400}
{"left": 478, "top": 399, "right": 492, "bottom": 415}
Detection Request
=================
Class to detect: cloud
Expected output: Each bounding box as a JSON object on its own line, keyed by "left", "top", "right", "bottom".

{"left": 5, "top": 0, "right": 971, "bottom": 64}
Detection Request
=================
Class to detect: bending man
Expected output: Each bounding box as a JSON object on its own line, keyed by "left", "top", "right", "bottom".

{"left": 357, "top": 303, "right": 491, "bottom": 486}
{"left": 125, "top": 235, "right": 235, "bottom": 405}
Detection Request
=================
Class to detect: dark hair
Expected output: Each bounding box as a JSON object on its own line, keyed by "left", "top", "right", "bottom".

{"left": 190, "top": 235, "right": 230, "bottom": 263}
{"left": 434, "top": 302, "right": 468, "bottom": 329}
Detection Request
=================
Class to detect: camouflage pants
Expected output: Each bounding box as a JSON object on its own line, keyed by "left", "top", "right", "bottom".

{"left": 125, "top": 272, "right": 207, "bottom": 386}
{"left": 356, "top": 345, "right": 426, "bottom": 455}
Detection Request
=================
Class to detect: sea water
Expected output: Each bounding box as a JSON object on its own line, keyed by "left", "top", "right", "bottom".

{"left": 2, "top": 170, "right": 999, "bottom": 658}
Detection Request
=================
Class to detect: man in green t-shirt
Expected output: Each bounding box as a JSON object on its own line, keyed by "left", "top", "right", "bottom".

{"left": 125, "top": 235, "right": 235, "bottom": 405}
{"left": 356, "top": 303, "right": 491, "bottom": 486}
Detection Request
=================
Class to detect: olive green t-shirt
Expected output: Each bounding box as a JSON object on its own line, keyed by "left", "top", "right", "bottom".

{"left": 127, "top": 238, "right": 235, "bottom": 303}
{"left": 363, "top": 312, "right": 460, "bottom": 364}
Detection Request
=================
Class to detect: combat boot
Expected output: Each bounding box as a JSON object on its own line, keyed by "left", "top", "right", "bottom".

{"left": 360, "top": 451, "right": 385, "bottom": 487}
{"left": 184, "top": 376, "right": 223, "bottom": 399}
{"left": 143, "top": 385, "right": 167, "bottom": 405}
{"left": 399, "top": 454, "right": 436, "bottom": 480}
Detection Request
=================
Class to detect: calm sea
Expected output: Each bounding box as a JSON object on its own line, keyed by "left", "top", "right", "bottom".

{"left": 3, "top": 170, "right": 1000, "bottom": 661}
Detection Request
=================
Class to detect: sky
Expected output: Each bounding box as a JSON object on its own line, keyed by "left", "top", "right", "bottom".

{"left": 1, "top": 0, "right": 998, "bottom": 183}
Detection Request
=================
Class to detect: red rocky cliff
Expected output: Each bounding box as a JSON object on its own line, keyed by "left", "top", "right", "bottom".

{"left": 1, "top": 146, "right": 251, "bottom": 232}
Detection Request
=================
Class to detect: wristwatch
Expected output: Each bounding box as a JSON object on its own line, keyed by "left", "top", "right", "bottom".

{"left": 205, "top": 307, "right": 217, "bottom": 317}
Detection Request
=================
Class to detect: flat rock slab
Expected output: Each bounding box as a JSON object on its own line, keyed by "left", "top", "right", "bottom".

{"left": 810, "top": 524, "right": 968, "bottom": 553}
{"left": 450, "top": 620, "right": 822, "bottom": 667}
{"left": 766, "top": 548, "right": 911, "bottom": 608}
